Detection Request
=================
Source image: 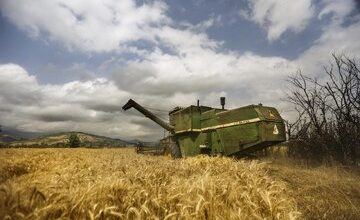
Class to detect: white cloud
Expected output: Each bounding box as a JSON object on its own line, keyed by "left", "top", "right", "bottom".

{"left": 179, "top": 15, "right": 222, "bottom": 32}
{"left": 241, "top": 0, "right": 315, "bottom": 41}
{"left": 0, "top": 0, "right": 223, "bottom": 55}
{"left": 0, "top": 64, "right": 205, "bottom": 140}
{"left": 1, "top": 0, "right": 360, "bottom": 141}
{"left": 297, "top": 21, "right": 360, "bottom": 74}
{"left": 112, "top": 47, "right": 296, "bottom": 107}
{"left": 0, "top": 52, "right": 297, "bottom": 140}
{"left": 0, "top": 64, "right": 140, "bottom": 139}
{"left": 319, "top": 0, "right": 355, "bottom": 24}
{"left": 292, "top": 1, "right": 360, "bottom": 74}
{"left": 0, "top": 0, "right": 168, "bottom": 52}
{"left": 0, "top": 64, "right": 41, "bottom": 105}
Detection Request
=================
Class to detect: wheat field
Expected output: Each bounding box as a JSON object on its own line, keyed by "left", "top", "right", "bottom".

{"left": 1, "top": 148, "right": 360, "bottom": 220}
{"left": 0, "top": 148, "right": 301, "bottom": 219}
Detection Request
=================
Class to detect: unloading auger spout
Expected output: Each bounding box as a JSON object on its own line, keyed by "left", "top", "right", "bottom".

{"left": 122, "top": 99, "right": 175, "bottom": 133}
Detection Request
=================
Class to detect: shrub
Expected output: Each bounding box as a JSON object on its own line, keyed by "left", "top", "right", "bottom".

{"left": 68, "top": 133, "right": 81, "bottom": 148}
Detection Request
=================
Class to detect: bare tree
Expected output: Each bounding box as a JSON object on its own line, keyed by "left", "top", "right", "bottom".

{"left": 287, "top": 54, "right": 360, "bottom": 165}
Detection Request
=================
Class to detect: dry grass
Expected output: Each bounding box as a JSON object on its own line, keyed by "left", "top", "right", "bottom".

{"left": 0, "top": 148, "right": 299, "bottom": 219}
{"left": 267, "top": 160, "right": 360, "bottom": 220}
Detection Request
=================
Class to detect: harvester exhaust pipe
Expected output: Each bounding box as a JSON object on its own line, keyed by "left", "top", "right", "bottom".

{"left": 220, "top": 97, "right": 225, "bottom": 110}
{"left": 122, "top": 99, "right": 175, "bottom": 133}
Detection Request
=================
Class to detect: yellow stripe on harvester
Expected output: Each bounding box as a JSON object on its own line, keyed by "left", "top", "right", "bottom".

{"left": 175, "top": 117, "right": 261, "bottom": 134}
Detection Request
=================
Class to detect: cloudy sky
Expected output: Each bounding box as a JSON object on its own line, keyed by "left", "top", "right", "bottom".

{"left": 0, "top": 0, "right": 359, "bottom": 141}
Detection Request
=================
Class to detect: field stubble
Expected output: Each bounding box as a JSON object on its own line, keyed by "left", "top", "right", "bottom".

{"left": 267, "top": 159, "right": 360, "bottom": 219}
{"left": 0, "top": 148, "right": 299, "bottom": 219}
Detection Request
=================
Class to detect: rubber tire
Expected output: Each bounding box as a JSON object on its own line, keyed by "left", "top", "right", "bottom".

{"left": 169, "top": 143, "right": 182, "bottom": 159}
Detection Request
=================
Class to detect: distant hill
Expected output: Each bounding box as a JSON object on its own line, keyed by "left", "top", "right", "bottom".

{"left": 0, "top": 134, "right": 20, "bottom": 143}
{"left": 5, "top": 132, "right": 130, "bottom": 148}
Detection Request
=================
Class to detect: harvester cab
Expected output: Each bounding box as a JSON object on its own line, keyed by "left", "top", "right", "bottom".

{"left": 122, "top": 98, "right": 286, "bottom": 159}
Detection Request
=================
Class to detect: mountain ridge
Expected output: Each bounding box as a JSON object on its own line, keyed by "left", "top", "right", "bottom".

{"left": 2, "top": 131, "right": 131, "bottom": 147}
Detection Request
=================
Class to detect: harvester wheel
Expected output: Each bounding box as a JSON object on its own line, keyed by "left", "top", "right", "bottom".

{"left": 169, "top": 143, "right": 181, "bottom": 159}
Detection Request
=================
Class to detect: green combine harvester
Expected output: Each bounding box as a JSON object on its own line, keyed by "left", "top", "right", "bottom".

{"left": 122, "top": 98, "right": 286, "bottom": 158}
